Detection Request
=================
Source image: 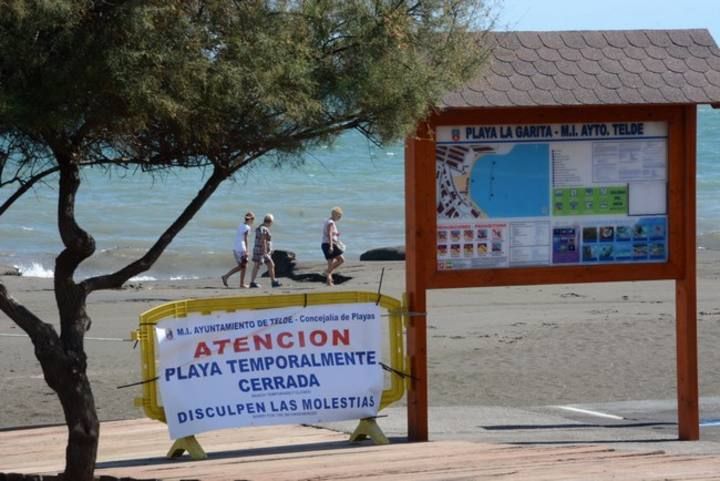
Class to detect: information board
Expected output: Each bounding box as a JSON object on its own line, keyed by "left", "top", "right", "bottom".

{"left": 436, "top": 121, "right": 668, "bottom": 270}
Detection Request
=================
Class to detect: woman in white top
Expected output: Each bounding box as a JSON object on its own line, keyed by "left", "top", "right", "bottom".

{"left": 321, "top": 207, "right": 345, "bottom": 286}
{"left": 221, "top": 211, "right": 255, "bottom": 288}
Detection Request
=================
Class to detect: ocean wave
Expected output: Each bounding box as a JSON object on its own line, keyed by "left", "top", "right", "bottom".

{"left": 12, "top": 260, "right": 206, "bottom": 282}
{"left": 17, "top": 262, "right": 54, "bottom": 278}
{"left": 129, "top": 275, "right": 158, "bottom": 282}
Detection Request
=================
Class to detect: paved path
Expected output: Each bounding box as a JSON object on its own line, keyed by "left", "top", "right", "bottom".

{"left": 3, "top": 414, "right": 720, "bottom": 480}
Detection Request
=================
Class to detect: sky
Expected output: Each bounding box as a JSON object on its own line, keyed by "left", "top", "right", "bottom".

{"left": 494, "top": 0, "right": 720, "bottom": 41}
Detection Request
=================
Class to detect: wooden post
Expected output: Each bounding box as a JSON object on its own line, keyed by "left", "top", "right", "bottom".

{"left": 404, "top": 125, "right": 433, "bottom": 441}
{"left": 676, "top": 105, "right": 699, "bottom": 440}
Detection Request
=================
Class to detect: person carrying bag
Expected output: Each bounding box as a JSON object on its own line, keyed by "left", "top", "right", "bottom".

{"left": 321, "top": 207, "right": 345, "bottom": 286}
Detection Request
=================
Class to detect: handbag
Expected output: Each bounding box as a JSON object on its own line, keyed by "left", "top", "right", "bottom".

{"left": 334, "top": 240, "right": 346, "bottom": 254}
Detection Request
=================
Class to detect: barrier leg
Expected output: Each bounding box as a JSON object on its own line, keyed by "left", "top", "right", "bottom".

{"left": 167, "top": 435, "right": 208, "bottom": 460}
{"left": 349, "top": 417, "right": 389, "bottom": 445}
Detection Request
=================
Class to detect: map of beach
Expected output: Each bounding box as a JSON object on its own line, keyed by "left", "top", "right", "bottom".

{"left": 436, "top": 143, "right": 550, "bottom": 219}
{"left": 470, "top": 144, "right": 550, "bottom": 217}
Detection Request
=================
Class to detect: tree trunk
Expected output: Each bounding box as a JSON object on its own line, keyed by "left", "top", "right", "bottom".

{"left": 34, "top": 322, "right": 99, "bottom": 481}
{"left": 49, "top": 151, "right": 99, "bottom": 480}
{"left": 0, "top": 279, "right": 99, "bottom": 481}
{"left": 62, "top": 384, "right": 99, "bottom": 481}
{"left": 57, "top": 361, "right": 99, "bottom": 481}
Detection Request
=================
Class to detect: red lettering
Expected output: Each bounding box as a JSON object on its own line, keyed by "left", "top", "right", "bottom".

{"left": 332, "top": 329, "right": 350, "bottom": 346}
{"left": 277, "top": 332, "right": 293, "bottom": 348}
{"left": 194, "top": 328, "right": 352, "bottom": 357}
{"left": 310, "top": 330, "right": 328, "bottom": 346}
{"left": 213, "top": 339, "right": 230, "bottom": 354}
{"left": 233, "top": 337, "right": 249, "bottom": 352}
{"left": 194, "top": 341, "right": 211, "bottom": 358}
{"left": 254, "top": 333, "right": 273, "bottom": 350}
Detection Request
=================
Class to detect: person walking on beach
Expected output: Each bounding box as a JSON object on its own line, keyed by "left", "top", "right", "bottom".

{"left": 221, "top": 211, "right": 255, "bottom": 288}
{"left": 321, "top": 207, "right": 345, "bottom": 286}
{"left": 249, "top": 213, "right": 281, "bottom": 288}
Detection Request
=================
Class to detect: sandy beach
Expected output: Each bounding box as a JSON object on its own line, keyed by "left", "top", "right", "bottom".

{"left": 2, "top": 252, "right": 720, "bottom": 430}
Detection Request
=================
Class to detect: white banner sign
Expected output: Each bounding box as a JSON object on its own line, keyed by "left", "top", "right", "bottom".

{"left": 156, "top": 303, "right": 383, "bottom": 439}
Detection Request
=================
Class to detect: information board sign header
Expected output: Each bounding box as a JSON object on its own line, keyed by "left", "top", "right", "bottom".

{"left": 436, "top": 121, "right": 667, "bottom": 144}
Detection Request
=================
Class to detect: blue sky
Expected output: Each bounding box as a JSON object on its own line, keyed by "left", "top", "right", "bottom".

{"left": 495, "top": 0, "right": 719, "bottom": 40}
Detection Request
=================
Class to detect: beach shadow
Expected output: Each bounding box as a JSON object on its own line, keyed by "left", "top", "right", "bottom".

{"left": 508, "top": 439, "right": 676, "bottom": 447}
{"left": 481, "top": 421, "right": 676, "bottom": 430}
{"left": 289, "top": 272, "right": 351, "bottom": 284}
{"left": 480, "top": 422, "right": 681, "bottom": 449}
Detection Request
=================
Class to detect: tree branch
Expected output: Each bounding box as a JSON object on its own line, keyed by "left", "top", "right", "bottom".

{"left": 82, "top": 167, "right": 229, "bottom": 292}
{"left": 276, "top": 117, "right": 365, "bottom": 148}
{"left": 0, "top": 165, "right": 60, "bottom": 216}
{"left": 0, "top": 282, "right": 58, "bottom": 343}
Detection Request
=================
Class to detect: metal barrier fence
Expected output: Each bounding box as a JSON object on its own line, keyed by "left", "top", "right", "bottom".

{"left": 132, "top": 291, "right": 407, "bottom": 458}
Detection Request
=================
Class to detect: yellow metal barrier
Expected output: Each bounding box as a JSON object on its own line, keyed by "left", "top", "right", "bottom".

{"left": 132, "top": 291, "right": 407, "bottom": 457}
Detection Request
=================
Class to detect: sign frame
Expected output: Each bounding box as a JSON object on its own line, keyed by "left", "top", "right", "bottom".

{"left": 421, "top": 106, "right": 688, "bottom": 287}
{"left": 404, "top": 104, "right": 697, "bottom": 441}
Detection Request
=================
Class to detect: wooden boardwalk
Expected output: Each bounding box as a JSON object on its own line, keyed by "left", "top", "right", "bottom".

{"left": 2, "top": 418, "right": 720, "bottom": 480}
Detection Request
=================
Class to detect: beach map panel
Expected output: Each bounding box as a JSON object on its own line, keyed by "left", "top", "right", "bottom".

{"left": 435, "top": 121, "right": 668, "bottom": 271}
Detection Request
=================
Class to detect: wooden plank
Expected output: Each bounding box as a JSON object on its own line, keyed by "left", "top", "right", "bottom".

{"left": 676, "top": 105, "right": 699, "bottom": 440}
{"left": 429, "top": 262, "right": 679, "bottom": 289}
{"left": 404, "top": 124, "right": 433, "bottom": 441}
{"left": 3, "top": 420, "right": 720, "bottom": 480}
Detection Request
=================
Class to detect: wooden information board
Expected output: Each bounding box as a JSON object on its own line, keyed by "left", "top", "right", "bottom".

{"left": 404, "top": 105, "right": 698, "bottom": 442}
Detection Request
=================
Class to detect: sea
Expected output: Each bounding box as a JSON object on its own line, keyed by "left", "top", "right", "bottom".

{"left": 0, "top": 130, "right": 405, "bottom": 280}
{"left": 2, "top": 106, "right": 720, "bottom": 281}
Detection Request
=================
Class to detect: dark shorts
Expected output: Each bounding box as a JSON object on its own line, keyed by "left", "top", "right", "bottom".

{"left": 322, "top": 243, "right": 343, "bottom": 260}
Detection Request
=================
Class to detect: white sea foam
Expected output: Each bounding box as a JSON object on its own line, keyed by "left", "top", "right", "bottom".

{"left": 129, "top": 275, "right": 157, "bottom": 282}
{"left": 17, "top": 262, "right": 54, "bottom": 278}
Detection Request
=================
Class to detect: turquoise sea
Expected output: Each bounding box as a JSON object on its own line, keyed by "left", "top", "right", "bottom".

{"left": 1, "top": 107, "right": 719, "bottom": 280}
{"left": 0, "top": 131, "right": 405, "bottom": 280}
